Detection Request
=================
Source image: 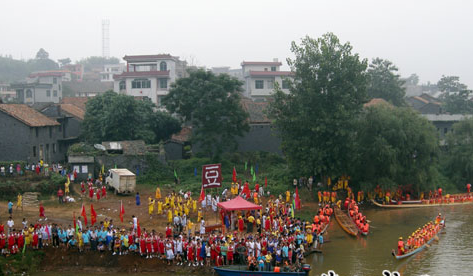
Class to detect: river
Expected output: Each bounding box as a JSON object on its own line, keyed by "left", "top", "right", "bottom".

{"left": 310, "top": 203, "right": 473, "bottom": 276}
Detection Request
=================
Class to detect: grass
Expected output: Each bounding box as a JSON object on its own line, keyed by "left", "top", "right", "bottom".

{"left": 0, "top": 250, "right": 45, "bottom": 275}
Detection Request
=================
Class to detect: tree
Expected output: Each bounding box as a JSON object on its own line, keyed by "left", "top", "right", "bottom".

{"left": 367, "top": 58, "right": 406, "bottom": 106}
{"left": 405, "top": 73, "right": 419, "bottom": 86}
{"left": 353, "top": 105, "right": 440, "bottom": 194}
{"left": 58, "top": 58, "right": 71, "bottom": 67}
{"left": 268, "top": 33, "right": 368, "bottom": 177}
{"left": 78, "top": 56, "right": 120, "bottom": 71}
{"left": 443, "top": 89, "right": 473, "bottom": 114}
{"left": 35, "top": 48, "right": 49, "bottom": 59}
{"left": 444, "top": 118, "right": 473, "bottom": 189}
{"left": 81, "top": 91, "right": 180, "bottom": 144}
{"left": 437, "top": 75, "right": 467, "bottom": 93}
{"left": 163, "top": 69, "right": 249, "bottom": 159}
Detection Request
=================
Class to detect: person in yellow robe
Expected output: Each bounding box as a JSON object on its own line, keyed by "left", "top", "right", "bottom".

{"left": 148, "top": 198, "right": 155, "bottom": 216}
{"left": 192, "top": 199, "right": 197, "bottom": 213}
{"left": 155, "top": 187, "right": 161, "bottom": 199}
{"left": 197, "top": 209, "right": 203, "bottom": 222}
{"left": 184, "top": 204, "right": 190, "bottom": 216}
{"left": 65, "top": 181, "right": 70, "bottom": 196}
{"left": 77, "top": 231, "right": 83, "bottom": 252}
{"left": 286, "top": 190, "right": 290, "bottom": 203}
{"left": 167, "top": 209, "right": 173, "bottom": 223}
{"left": 17, "top": 193, "right": 22, "bottom": 211}
{"left": 170, "top": 196, "right": 175, "bottom": 209}
{"left": 157, "top": 201, "right": 163, "bottom": 215}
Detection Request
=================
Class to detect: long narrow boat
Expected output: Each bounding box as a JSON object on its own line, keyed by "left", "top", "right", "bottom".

{"left": 347, "top": 203, "right": 369, "bottom": 236}
{"left": 334, "top": 206, "right": 358, "bottom": 236}
{"left": 392, "top": 220, "right": 445, "bottom": 260}
{"left": 214, "top": 265, "right": 311, "bottom": 276}
{"left": 371, "top": 199, "right": 473, "bottom": 209}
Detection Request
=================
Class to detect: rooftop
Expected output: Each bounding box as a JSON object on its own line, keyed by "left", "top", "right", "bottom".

{"left": 422, "top": 114, "right": 473, "bottom": 122}
{"left": 29, "top": 71, "right": 64, "bottom": 78}
{"left": 170, "top": 126, "right": 192, "bottom": 143}
{"left": 241, "top": 98, "right": 271, "bottom": 123}
{"left": 248, "top": 71, "right": 293, "bottom": 77}
{"left": 241, "top": 61, "right": 283, "bottom": 66}
{"left": 123, "top": 54, "right": 174, "bottom": 61}
{"left": 60, "top": 97, "right": 89, "bottom": 110}
{"left": 363, "top": 98, "right": 392, "bottom": 108}
{"left": 0, "top": 104, "right": 59, "bottom": 127}
{"left": 60, "top": 104, "right": 85, "bottom": 120}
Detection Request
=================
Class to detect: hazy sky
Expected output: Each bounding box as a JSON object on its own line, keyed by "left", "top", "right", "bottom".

{"left": 1, "top": 0, "right": 472, "bottom": 86}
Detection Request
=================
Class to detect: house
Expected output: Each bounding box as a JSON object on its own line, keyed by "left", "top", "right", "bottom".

{"left": 61, "top": 97, "right": 89, "bottom": 110}
{"left": 0, "top": 104, "right": 67, "bottom": 163}
{"left": 164, "top": 126, "right": 192, "bottom": 160}
{"left": 68, "top": 156, "right": 94, "bottom": 181}
{"left": 363, "top": 98, "right": 392, "bottom": 108}
{"left": 0, "top": 83, "right": 16, "bottom": 103}
{"left": 11, "top": 71, "right": 64, "bottom": 104}
{"left": 242, "top": 59, "right": 293, "bottom": 101}
{"left": 63, "top": 81, "right": 113, "bottom": 97}
{"left": 422, "top": 114, "right": 473, "bottom": 142}
{"left": 407, "top": 94, "right": 442, "bottom": 114}
{"left": 62, "top": 64, "right": 84, "bottom": 81}
{"left": 113, "top": 54, "right": 187, "bottom": 106}
{"left": 36, "top": 103, "right": 85, "bottom": 141}
{"left": 100, "top": 64, "right": 126, "bottom": 82}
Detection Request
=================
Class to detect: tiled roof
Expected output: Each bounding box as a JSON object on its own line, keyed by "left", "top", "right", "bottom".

{"left": 0, "top": 104, "right": 59, "bottom": 127}
{"left": 29, "top": 71, "right": 64, "bottom": 78}
{"left": 60, "top": 104, "right": 85, "bottom": 120}
{"left": 123, "top": 54, "right": 173, "bottom": 61}
{"left": 412, "top": 96, "right": 429, "bottom": 104}
{"left": 60, "top": 97, "right": 89, "bottom": 110}
{"left": 248, "top": 71, "right": 293, "bottom": 77}
{"left": 114, "top": 71, "right": 170, "bottom": 79}
{"left": 241, "top": 61, "right": 282, "bottom": 66}
{"left": 363, "top": 98, "right": 392, "bottom": 108}
{"left": 170, "top": 127, "right": 192, "bottom": 143}
{"left": 241, "top": 98, "right": 271, "bottom": 123}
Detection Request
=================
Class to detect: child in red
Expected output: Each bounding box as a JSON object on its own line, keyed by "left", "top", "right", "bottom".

{"left": 96, "top": 189, "right": 101, "bottom": 201}
{"left": 139, "top": 236, "right": 146, "bottom": 256}
{"left": 187, "top": 244, "right": 195, "bottom": 266}
{"left": 89, "top": 187, "right": 94, "bottom": 200}
{"left": 39, "top": 203, "right": 45, "bottom": 219}
{"left": 102, "top": 186, "right": 107, "bottom": 198}
{"left": 227, "top": 242, "right": 234, "bottom": 265}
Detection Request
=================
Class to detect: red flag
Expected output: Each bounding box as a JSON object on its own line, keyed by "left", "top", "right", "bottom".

{"left": 91, "top": 204, "right": 97, "bottom": 225}
{"left": 199, "top": 185, "right": 205, "bottom": 202}
{"left": 265, "top": 176, "right": 268, "bottom": 188}
{"left": 232, "top": 167, "right": 237, "bottom": 183}
{"left": 119, "top": 201, "right": 125, "bottom": 223}
{"left": 73, "top": 212, "right": 76, "bottom": 230}
{"left": 137, "top": 219, "right": 141, "bottom": 237}
{"left": 81, "top": 204, "right": 88, "bottom": 226}
{"left": 295, "top": 187, "right": 301, "bottom": 210}
{"left": 243, "top": 182, "right": 251, "bottom": 198}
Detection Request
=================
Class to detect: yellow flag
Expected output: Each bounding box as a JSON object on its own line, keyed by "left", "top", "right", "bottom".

{"left": 101, "top": 164, "right": 105, "bottom": 174}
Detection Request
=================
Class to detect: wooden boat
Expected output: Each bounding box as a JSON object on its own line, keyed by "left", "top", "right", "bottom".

{"left": 371, "top": 199, "right": 473, "bottom": 209}
{"left": 392, "top": 220, "right": 445, "bottom": 260}
{"left": 214, "top": 265, "right": 311, "bottom": 276}
{"left": 347, "top": 204, "right": 369, "bottom": 236}
{"left": 334, "top": 206, "right": 358, "bottom": 236}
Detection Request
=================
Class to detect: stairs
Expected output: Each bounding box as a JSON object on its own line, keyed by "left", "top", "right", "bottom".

{"left": 22, "top": 192, "right": 40, "bottom": 207}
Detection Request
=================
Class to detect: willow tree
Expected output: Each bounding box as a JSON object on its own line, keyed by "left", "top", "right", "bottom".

{"left": 268, "top": 33, "right": 368, "bottom": 178}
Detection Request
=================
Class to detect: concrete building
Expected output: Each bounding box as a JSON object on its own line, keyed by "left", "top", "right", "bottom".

{"left": 11, "top": 71, "right": 64, "bottom": 104}
{"left": 211, "top": 67, "right": 243, "bottom": 81}
{"left": 0, "top": 104, "right": 67, "bottom": 163}
{"left": 0, "top": 83, "right": 16, "bottom": 103}
{"left": 100, "top": 63, "right": 126, "bottom": 82}
{"left": 113, "top": 54, "right": 187, "bottom": 106}
{"left": 422, "top": 114, "right": 473, "bottom": 142}
{"left": 241, "top": 59, "right": 293, "bottom": 101}
{"left": 62, "top": 64, "right": 84, "bottom": 81}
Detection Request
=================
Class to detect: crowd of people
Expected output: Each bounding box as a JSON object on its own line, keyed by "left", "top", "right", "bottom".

{"left": 396, "top": 213, "right": 444, "bottom": 256}
{"left": 346, "top": 199, "right": 369, "bottom": 234}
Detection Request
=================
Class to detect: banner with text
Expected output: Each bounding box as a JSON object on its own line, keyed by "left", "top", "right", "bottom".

{"left": 202, "top": 163, "right": 222, "bottom": 189}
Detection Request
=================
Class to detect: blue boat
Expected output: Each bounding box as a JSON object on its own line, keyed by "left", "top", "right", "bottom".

{"left": 392, "top": 220, "right": 445, "bottom": 260}
{"left": 214, "top": 265, "right": 311, "bottom": 276}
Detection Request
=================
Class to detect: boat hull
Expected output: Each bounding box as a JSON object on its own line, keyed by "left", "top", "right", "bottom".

{"left": 214, "top": 266, "right": 308, "bottom": 276}
{"left": 392, "top": 222, "right": 445, "bottom": 260}
{"left": 334, "top": 206, "right": 358, "bottom": 236}
{"left": 371, "top": 199, "right": 473, "bottom": 208}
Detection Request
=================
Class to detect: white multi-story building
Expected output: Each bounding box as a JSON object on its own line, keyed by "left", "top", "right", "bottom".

{"left": 100, "top": 63, "right": 126, "bottom": 82}
{"left": 242, "top": 59, "right": 293, "bottom": 101}
{"left": 113, "top": 54, "right": 187, "bottom": 106}
{"left": 11, "top": 71, "right": 64, "bottom": 104}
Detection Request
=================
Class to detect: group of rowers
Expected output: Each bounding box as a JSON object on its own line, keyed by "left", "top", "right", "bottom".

{"left": 396, "top": 213, "right": 444, "bottom": 256}
{"left": 421, "top": 193, "right": 473, "bottom": 204}
{"left": 345, "top": 198, "right": 370, "bottom": 234}
{"left": 312, "top": 205, "right": 333, "bottom": 234}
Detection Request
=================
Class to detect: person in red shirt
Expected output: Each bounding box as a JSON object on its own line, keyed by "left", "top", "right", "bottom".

{"left": 165, "top": 224, "right": 172, "bottom": 238}
{"left": 81, "top": 182, "right": 85, "bottom": 195}
{"left": 89, "top": 186, "right": 94, "bottom": 200}
{"left": 57, "top": 188, "right": 64, "bottom": 204}
{"left": 39, "top": 202, "right": 45, "bottom": 219}
{"left": 467, "top": 183, "right": 471, "bottom": 193}
{"left": 96, "top": 189, "right": 101, "bottom": 201}
{"left": 238, "top": 216, "right": 244, "bottom": 232}
{"left": 102, "top": 185, "right": 107, "bottom": 198}
{"left": 187, "top": 243, "right": 195, "bottom": 265}
{"left": 438, "top": 188, "right": 443, "bottom": 198}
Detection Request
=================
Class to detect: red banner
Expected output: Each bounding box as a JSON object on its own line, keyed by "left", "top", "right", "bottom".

{"left": 202, "top": 163, "right": 222, "bottom": 189}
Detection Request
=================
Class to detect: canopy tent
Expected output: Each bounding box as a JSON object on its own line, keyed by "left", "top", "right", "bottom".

{"left": 217, "top": 196, "right": 262, "bottom": 211}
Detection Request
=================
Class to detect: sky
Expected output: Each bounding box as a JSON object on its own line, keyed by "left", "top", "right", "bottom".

{"left": 1, "top": 0, "right": 472, "bottom": 87}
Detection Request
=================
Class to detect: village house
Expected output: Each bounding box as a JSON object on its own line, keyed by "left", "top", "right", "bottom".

{"left": 100, "top": 63, "right": 126, "bottom": 82}
{"left": 113, "top": 54, "right": 187, "bottom": 106}
{"left": 11, "top": 71, "right": 64, "bottom": 104}
{"left": 0, "top": 104, "right": 67, "bottom": 163}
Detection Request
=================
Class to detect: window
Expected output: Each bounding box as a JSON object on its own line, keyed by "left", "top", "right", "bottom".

{"left": 53, "top": 90, "right": 58, "bottom": 97}
{"left": 282, "top": 80, "right": 290, "bottom": 89}
{"left": 150, "top": 64, "right": 157, "bottom": 71}
{"left": 33, "top": 146, "right": 36, "bottom": 157}
{"left": 119, "top": 81, "right": 126, "bottom": 90}
{"left": 49, "top": 127, "right": 52, "bottom": 138}
{"left": 255, "top": 80, "right": 264, "bottom": 89}
{"left": 53, "top": 143, "right": 56, "bottom": 153}
{"left": 444, "top": 128, "right": 448, "bottom": 134}
{"left": 53, "top": 77, "right": 57, "bottom": 84}
{"left": 271, "top": 66, "right": 276, "bottom": 71}
{"left": 267, "top": 80, "right": 274, "bottom": 89}
{"left": 264, "top": 68, "right": 268, "bottom": 71}
{"left": 159, "top": 79, "right": 168, "bottom": 89}
{"left": 160, "top": 61, "right": 167, "bottom": 71}
{"left": 132, "top": 79, "right": 151, "bottom": 89}
{"left": 46, "top": 90, "right": 51, "bottom": 97}
{"left": 26, "top": 89, "right": 32, "bottom": 98}
{"left": 35, "top": 128, "right": 39, "bottom": 137}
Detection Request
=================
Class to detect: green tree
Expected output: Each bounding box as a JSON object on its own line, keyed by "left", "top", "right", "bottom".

{"left": 163, "top": 69, "right": 249, "bottom": 159}
{"left": 443, "top": 89, "right": 473, "bottom": 114}
{"left": 82, "top": 91, "right": 180, "bottom": 144}
{"left": 58, "top": 58, "right": 71, "bottom": 67}
{"left": 367, "top": 58, "right": 406, "bottom": 106}
{"left": 405, "top": 73, "right": 419, "bottom": 86}
{"left": 35, "top": 48, "right": 49, "bottom": 59}
{"left": 353, "top": 105, "right": 439, "bottom": 194}
{"left": 78, "top": 56, "right": 120, "bottom": 71}
{"left": 268, "top": 33, "right": 368, "bottom": 177}
{"left": 437, "top": 75, "right": 467, "bottom": 93}
{"left": 444, "top": 118, "right": 473, "bottom": 189}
